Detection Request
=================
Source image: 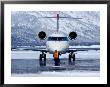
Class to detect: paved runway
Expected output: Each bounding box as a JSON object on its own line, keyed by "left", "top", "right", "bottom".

{"left": 11, "top": 58, "right": 100, "bottom": 74}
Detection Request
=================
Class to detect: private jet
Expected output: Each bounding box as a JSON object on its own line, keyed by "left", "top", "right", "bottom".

{"left": 35, "top": 14, "right": 100, "bottom": 66}
{"left": 15, "top": 14, "right": 100, "bottom": 66}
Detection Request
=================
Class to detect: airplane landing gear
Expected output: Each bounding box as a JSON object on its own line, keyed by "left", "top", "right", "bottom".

{"left": 69, "top": 52, "right": 75, "bottom": 62}
{"left": 39, "top": 52, "right": 46, "bottom": 66}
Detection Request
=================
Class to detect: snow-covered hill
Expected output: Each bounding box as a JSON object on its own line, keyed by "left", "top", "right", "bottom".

{"left": 11, "top": 11, "right": 100, "bottom": 47}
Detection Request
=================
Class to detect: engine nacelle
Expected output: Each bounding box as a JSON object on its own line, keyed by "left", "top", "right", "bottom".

{"left": 69, "top": 31, "right": 77, "bottom": 40}
{"left": 38, "top": 31, "right": 46, "bottom": 40}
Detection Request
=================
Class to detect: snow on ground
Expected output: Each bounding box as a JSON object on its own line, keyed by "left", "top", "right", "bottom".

{"left": 11, "top": 50, "right": 100, "bottom": 59}
{"left": 11, "top": 45, "right": 100, "bottom": 77}
{"left": 12, "top": 70, "right": 100, "bottom": 77}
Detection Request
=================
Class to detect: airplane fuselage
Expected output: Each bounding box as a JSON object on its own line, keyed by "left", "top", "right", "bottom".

{"left": 46, "top": 32, "right": 69, "bottom": 54}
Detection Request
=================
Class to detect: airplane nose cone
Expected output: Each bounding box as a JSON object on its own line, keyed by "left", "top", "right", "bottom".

{"left": 46, "top": 41, "right": 69, "bottom": 53}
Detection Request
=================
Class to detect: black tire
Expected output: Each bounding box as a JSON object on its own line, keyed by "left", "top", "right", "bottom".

{"left": 69, "top": 53, "right": 75, "bottom": 62}
{"left": 44, "top": 54, "right": 46, "bottom": 61}
{"left": 71, "top": 53, "right": 75, "bottom": 61}
{"left": 39, "top": 54, "right": 46, "bottom": 66}
{"left": 42, "top": 53, "right": 46, "bottom": 58}
{"left": 72, "top": 54, "right": 75, "bottom": 61}
{"left": 40, "top": 54, "right": 42, "bottom": 61}
{"left": 69, "top": 54, "right": 71, "bottom": 62}
{"left": 39, "top": 60, "right": 46, "bottom": 66}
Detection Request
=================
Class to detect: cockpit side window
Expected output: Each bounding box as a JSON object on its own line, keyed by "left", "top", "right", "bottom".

{"left": 48, "top": 37, "right": 68, "bottom": 41}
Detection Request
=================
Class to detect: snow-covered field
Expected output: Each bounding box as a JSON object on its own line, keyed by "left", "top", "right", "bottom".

{"left": 12, "top": 71, "right": 100, "bottom": 77}
{"left": 11, "top": 50, "right": 99, "bottom": 59}
{"left": 11, "top": 45, "right": 100, "bottom": 77}
{"left": 11, "top": 11, "right": 100, "bottom": 47}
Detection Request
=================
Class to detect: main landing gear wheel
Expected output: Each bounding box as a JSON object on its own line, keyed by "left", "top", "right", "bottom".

{"left": 39, "top": 53, "right": 46, "bottom": 66}
{"left": 69, "top": 52, "right": 75, "bottom": 62}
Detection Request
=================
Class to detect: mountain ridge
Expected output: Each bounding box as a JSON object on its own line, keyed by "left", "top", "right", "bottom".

{"left": 11, "top": 11, "right": 100, "bottom": 47}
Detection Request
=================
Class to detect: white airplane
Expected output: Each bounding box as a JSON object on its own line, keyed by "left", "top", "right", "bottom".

{"left": 36, "top": 14, "right": 100, "bottom": 66}
{"left": 13, "top": 14, "right": 100, "bottom": 66}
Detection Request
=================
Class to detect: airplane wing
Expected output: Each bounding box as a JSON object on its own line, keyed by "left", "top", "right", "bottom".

{"left": 11, "top": 46, "right": 48, "bottom": 52}
{"left": 12, "top": 46, "right": 100, "bottom": 53}
{"left": 66, "top": 47, "right": 100, "bottom": 53}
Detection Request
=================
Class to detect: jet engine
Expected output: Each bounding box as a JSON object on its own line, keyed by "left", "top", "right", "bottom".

{"left": 38, "top": 31, "right": 46, "bottom": 40}
{"left": 69, "top": 31, "right": 77, "bottom": 40}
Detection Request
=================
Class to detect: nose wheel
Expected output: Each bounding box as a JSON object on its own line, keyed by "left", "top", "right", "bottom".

{"left": 39, "top": 53, "right": 46, "bottom": 66}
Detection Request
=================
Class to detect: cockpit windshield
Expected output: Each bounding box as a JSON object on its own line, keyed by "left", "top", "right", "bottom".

{"left": 48, "top": 37, "right": 68, "bottom": 41}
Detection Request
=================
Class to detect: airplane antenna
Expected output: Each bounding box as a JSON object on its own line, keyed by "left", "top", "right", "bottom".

{"left": 57, "top": 14, "right": 59, "bottom": 32}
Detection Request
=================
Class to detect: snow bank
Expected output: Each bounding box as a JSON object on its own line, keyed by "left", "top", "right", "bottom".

{"left": 12, "top": 70, "right": 100, "bottom": 77}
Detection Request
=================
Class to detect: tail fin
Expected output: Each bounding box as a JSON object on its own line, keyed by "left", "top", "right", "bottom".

{"left": 37, "top": 14, "right": 82, "bottom": 32}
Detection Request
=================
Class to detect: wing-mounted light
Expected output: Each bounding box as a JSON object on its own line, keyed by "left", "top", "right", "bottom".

{"left": 69, "top": 31, "right": 77, "bottom": 40}
{"left": 38, "top": 31, "right": 47, "bottom": 40}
